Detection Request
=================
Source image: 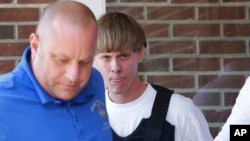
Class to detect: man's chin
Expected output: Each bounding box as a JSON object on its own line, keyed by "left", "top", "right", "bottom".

{"left": 108, "top": 87, "right": 124, "bottom": 95}
{"left": 53, "top": 90, "right": 79, "bottom": 101}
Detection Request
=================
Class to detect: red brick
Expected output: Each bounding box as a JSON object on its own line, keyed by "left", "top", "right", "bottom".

{"left": 173, "top": 58, "right": 220, "bottom": 71}
{"left": 199, "top": 7, "right": 245, "bottom": 20}
{"left": 0, "top": 25, "right": 14, "bottom": 39}
{"left": 17, "top": 0, "right": 55, "bottom": 4}
{"left": 198, "top": 75, "right": 246, "bottom": 89}
{"left": 173, "top": 24, "right": 220, "bottom": 37}
{"left": 181, "top": 92, "right": 195, "bottom": 99}
{"left": 202, "top": 109, "right": 231, "bottom": 122}
{"left": 0, "top": 60, "right": 15, "bottom": 74}
{"left": 148, "top": 75, "right": 194, "bottom": 88}
{"left": 106, "top": 7, "right": 144, "bottom": 20}
{"left": 18, "top": 25, "right": 36, "bottom": 39}
{"left": 224, "top": 24, "right": 250, "bottom": 37}
{"left": 224, "top": 92, "right": 238, "bottom": 106}
{"left": 223, "top": 0, "right": 249, "bottom": 2}
{"left": 141, "top": 23, "right": 169, "bottom": 38}
{"left": 139, "top": 58, "right": 169, "bottom": 72}
{"left": 0, "top": 0, "right": 12, "bottom": 3}
{"left": 0, "top": 43, "right": 27, "bottom": 56}
{"left": 209, "top": 127, "right": 220, "bottom": 139}
{"left": 224, "top": 58, "right": 250, "bottom": 71}
{"left": 121, "top": 0, "right": 165, "bottom": 1}
{"left": 0, "top": 8, "right": 39, "bottom": 22}
{"left": 193, "top": 92, "right": 220, "bottom": 106}
{"left": 147, "top": 6, "right": 194, "bottom": 20}
{"left": 172, "top": 0, "right": 218, "bottom": 3}
{"left": 199, "top": 40, "right": 246, "bottom": 54}
{"left": 149, "top": 41, "right": 196, "bottom": 54}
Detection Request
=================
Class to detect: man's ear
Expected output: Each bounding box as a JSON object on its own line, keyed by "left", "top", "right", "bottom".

{"left": 138, "top": 45, "right": 146, "bottom": 63}
{"left": 29, "top": 33, "right": 40, "bottom": 59}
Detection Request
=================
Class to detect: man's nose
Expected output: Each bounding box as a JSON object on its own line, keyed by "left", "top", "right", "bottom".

{"left": 65, "top": 63, "right": 80, "bottom": 83}
{"left": 110, "top": 59, "right": 121, "bottom": 73}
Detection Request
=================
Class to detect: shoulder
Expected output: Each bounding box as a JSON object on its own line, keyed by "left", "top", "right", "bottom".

{"left": 150, "top": 84, "right": 202, "bottom": 119}
{"left": 168, "top": 93, "right": 202, "bottom": 118}
{"left": 168, "top": 93, "right": 201, "bottom": 121}
{"left": 170, "top": 93, "right": 194, "bottom": 107}
{"left": 84, "top": 67, "right": 105, "bottom": 95}
{"left": 148, "top": 84, "right": 212, "bottom": 140}
{"left": 88, "top": 67, "right": 104, "bottom": 87}
{"left": 0, "top": 71, "right": 26, "bottom": 90}
{"left": 168, "top": 93, "right": 213, "bottom": 140}
{"left": 91, "top": 67, "right": 101, "bottom": 76}
{"left": 167, "top": 93, "right": 209, "bottom": 129}
{"left": 0, "top": 73, "right": 13, "bottom": 85}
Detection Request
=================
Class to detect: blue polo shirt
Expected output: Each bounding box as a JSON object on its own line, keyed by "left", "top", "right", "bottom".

{"left": 0, "top": 47, "right": 113, "bottom": 141}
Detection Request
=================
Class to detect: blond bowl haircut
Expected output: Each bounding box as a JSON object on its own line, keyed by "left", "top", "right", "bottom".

{"left": 97, "top": 12, "right": 147, "bottom": 53}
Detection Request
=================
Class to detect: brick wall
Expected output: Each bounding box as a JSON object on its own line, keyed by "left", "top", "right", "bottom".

{"left": 0, "top": 0, "right": 250, "bottom": 138}
{"left": 0, "top": 0, "right": 54, "bottom": 73}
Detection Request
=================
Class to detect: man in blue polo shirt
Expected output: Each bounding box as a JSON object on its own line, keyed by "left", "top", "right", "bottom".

{"left": 0, "top": 0, "right": 112, "bottom": 141}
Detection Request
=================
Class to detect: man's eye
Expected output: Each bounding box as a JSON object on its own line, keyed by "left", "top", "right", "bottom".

{"left": 102, "top": 56, "right": 110, "bottom": 60}
{"left": 55, "top": 57, "right": 68, "bottom": 64}
{"left": 120, "top": 54, "right": 129, "bottom": 60}
{"left": 79, "top": 60, "right": 92, "bottom": 66}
